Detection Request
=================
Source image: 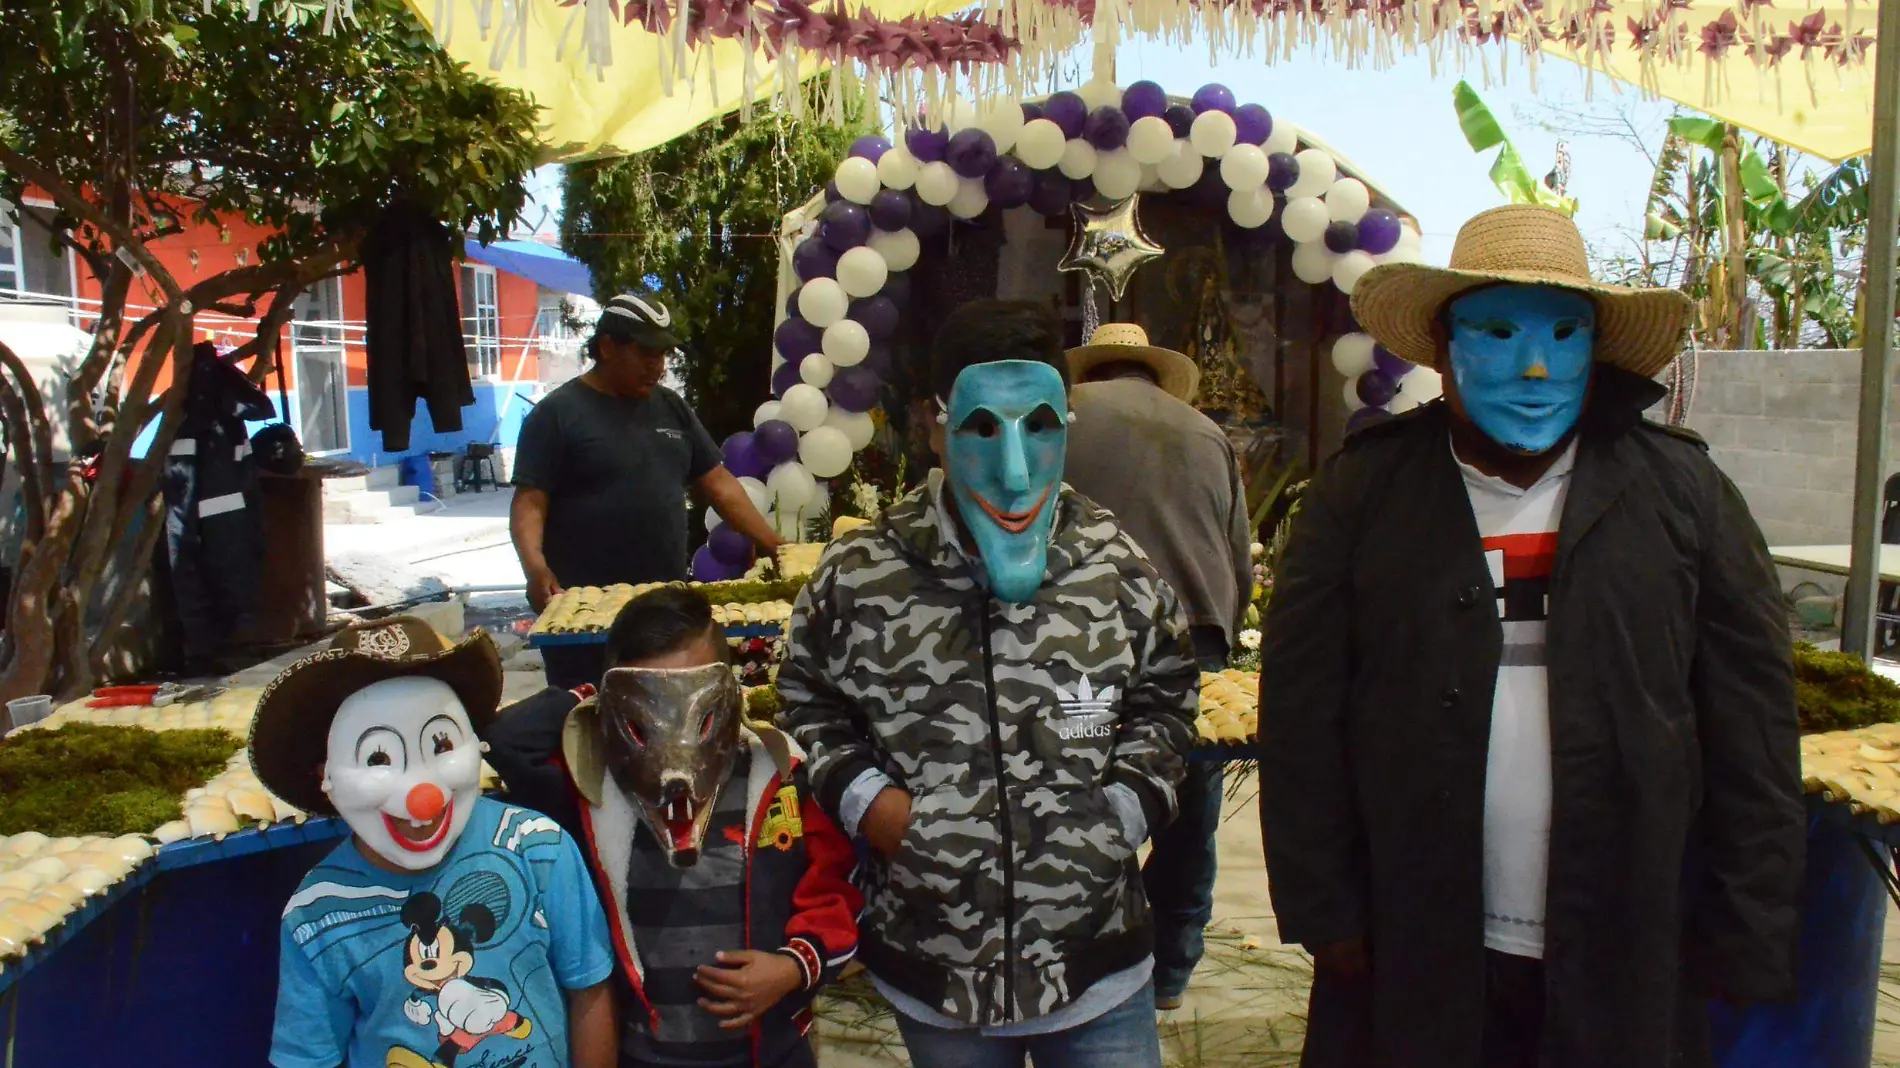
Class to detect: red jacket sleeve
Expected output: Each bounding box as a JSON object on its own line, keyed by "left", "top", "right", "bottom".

{"left": 778, "top": 769, "right": 862, "bottom": 992}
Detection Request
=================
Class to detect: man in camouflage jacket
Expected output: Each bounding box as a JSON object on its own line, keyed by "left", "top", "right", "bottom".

{"left": 778, "top": 300, "right": 1199, "bottom": 1065}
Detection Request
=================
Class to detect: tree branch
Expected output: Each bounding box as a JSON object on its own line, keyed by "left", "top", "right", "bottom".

{"left": 0, "top": 342, "right": 45, "bottom": 547}
{"left": 0, "top": 341, "right": 57, "bottom": 526}
{"left": 0, "top": 143, "right": 183, "bottom": 302}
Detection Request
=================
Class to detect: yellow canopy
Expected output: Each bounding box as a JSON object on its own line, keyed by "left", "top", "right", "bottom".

{"left": 409, "top": 0, "right": 1878, "bottom": 162}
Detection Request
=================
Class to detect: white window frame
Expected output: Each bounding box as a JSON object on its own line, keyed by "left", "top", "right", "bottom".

{"left": 0, "top": 221, "right": 23, "bottom": 300}
{"left": 463, "top": 264, "right": 501, "bottom": 380}
{"left": 290, "top": 276, "right": 352, "bottom": 456}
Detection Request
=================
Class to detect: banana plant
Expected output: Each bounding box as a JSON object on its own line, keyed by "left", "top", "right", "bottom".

{"left": 1453, "top": 81, "right": 1579, "bottom": 217}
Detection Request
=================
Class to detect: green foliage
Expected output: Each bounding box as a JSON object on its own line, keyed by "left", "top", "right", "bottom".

{"left": 695, "top": 576, "right": 809, "bottom": 605}
{"left": 0, "top": 723, "right": 242, "bottom": 835}
{"left": 744, "top": 684, "right": 783, "bottom": 723}
{"left": 0, "top": 0, "right": 542, "bottom": 268}
{"left": 1794, "top": 642, "right": 1900, "bottom": 735}
{"left": 561, "top": 109, "right": 869, "bottom": 440}
{"left": 1453, "top": 82, "right": 1578, "bottom": 217}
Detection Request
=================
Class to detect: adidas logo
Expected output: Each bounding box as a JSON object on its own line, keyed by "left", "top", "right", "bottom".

{"left": 1054, "top": 677, "right": 1117, "bottom": 741}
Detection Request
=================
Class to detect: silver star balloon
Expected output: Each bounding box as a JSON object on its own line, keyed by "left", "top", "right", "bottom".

{"left": 1058, "top": 194, "right": 1166, "bottom": 302}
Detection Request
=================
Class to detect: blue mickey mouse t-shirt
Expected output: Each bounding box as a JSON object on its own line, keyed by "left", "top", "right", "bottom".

{"left": 271, "top": 797, "right": 615, "bottom": 1068}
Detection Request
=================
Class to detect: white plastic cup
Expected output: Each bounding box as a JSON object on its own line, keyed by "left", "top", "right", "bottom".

{"left": 7, "top": 695, "right": 52, "bottom": 730}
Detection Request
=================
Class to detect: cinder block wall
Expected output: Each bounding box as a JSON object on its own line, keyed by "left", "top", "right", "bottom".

{"left": 1683, "top": 349, "right": 1887, "bottom": 550}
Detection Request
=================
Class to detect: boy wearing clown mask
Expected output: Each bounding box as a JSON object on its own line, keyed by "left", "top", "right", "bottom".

{"left": 778, "top": 300, "right": 1199, "bottom": 1066}
{"left": 252, "top": 618, "right": 618, "bottom": 1068}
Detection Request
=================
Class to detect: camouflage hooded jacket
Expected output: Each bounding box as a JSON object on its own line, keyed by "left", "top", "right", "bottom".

{"left": 777, "top": 475, "right": 1199, "bottom": 1027}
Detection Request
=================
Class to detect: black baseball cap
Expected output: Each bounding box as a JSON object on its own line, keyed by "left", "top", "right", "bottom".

{"left": 597, "top": 292, "right": 681, "bottom": 352}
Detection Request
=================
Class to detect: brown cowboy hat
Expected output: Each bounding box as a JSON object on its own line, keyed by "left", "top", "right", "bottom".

{"left": 248, "top": 617, "right": 503, "bottom": 816}
{"left": 1350, "top": 204, "right": 1693, "bottom": 379}
{"left": 1065, "top": 323, "right": 1201, "bottom": 403}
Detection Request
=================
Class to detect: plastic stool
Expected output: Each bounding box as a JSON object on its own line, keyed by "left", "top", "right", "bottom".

{"left": 456, "top": 443, "right": 500, "bottom": 493}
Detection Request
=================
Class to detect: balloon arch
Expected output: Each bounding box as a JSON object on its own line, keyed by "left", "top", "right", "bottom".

{"left": 694, "top": 78, "right": 1446, "bottom": 578}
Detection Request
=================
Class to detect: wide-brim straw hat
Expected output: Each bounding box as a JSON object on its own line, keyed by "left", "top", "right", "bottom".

{"left": 249, "top": 617, "right": 503, "bottom": 816}
{"left": 1351, "top": 204, "right": 1693, "bottom": 379}
{"left": 1066, "top": 324, "right": 1201, "bottom": 403}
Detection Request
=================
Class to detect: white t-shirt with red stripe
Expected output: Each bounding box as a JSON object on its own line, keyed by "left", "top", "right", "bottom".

{"left": 1457, "top": 440, "right": 1577, "bottom": 961}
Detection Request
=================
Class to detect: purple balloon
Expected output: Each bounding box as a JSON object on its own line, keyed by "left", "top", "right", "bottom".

{"left": 1358, "top": 208, "right": 1402, "bottom": 255}
{"left": 692, "top": 545, "right": 744, "bottom": 581}
{"left": 771, "top": 361, "right": 802, "bottom": 399}
{"left": 1356, "top": 369, "right": 1399, "bottom": 408}
{"left": 793, "top": 238, "right": 838, "bottom": 281}
{"left": 774, "top": 316, "right": 822, "bottom": 360}
{"left": 824, "top": 181, "right": 843, "bottom": 203}
{"left": 1083, "top": 107, "right": 1130, "bottom": 152}
{"left": 906, "top": 122, "right": 949, "bottom": 163}
{"left": 754, "top": 419, "right": 801, "bottom": 466}
{"left": 1029, "top": 168, "right": 1073, "bottom": 217}
{"left": 707, "top": 522, "right": 756, "bottom": 567}
{"left": 850, "top": 296, "right": 899, "bottom": 340}
{"left": 850, "top": 134, "right": 891, "bottom": 162}
{"left": 827, "top": 366, "right": 882, "bottom": 413}
{"left": 1191, "top": 83, "right": 1236, "bottom": 115}
{"left": 1234, "top": 104, "right": 1273, "bottom": 146}
{"left": 1020, "top": 102, "right": 1045, "bottom": 123}
{"left": 1122, "top": 81, "right": 1168, "bottom": 121}
{"left": 1266, "top": 152, "right": 1300, "bottom": 193}
{"left": 880, "top": 273, "right": 913, "bottom": 308}
{"left": 985, "top": 157, "right": 1035, "bottom": 209}
{"left": 1324, "top": 220, "right": 1360, "bottom": 255}
{"left": 1043, "top": 91, "right": 1087, "bottom": 139}
{"left": 1371, "top": 344, "right": 1411, "bottom": 380}
{"left": 785, "top": 289, "right": 801, "bottom": 319}
{"left": 1070, "top": 176, "right": 1097, "bottom": 203}
{"left": 909, "top": 199, "right": 950, "bottom": 239}
{"left": 821, "top": 201, "right": 872, "bottom": 252}
{"left": 946, "top": 129, "right": 998, "bottom": 179}
{"left": 861, "top": 341, "right": 894, "bottom": 378}
{"left": 869, "top": 189, "right": 913, "bottom": 232}
{"left": 722, "top": 432, "right": 765, "bottom": 479}
{"left": 1163, "top": 104, "right": 1196, "bottom": 138}
{"left": 1346, "top": 406, "right": 1392, "bottom": 435}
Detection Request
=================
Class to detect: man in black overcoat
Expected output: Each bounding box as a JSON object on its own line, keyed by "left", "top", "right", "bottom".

{"left": 1259, "top": 204, "right": 1804, "bottom": 1068}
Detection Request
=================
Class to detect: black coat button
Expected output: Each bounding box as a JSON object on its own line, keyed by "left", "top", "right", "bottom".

{"left": 1458, "top": 585, "right": 1481, "bottom": 608}
{"left": 1441, "top": 688, "right": 1460, "bottom": 708}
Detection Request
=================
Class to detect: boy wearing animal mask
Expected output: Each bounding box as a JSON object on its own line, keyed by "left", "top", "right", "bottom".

{"left": 481, "top": 587, "right": 861, "bottom": 1068}
{"left": 252, "top": 617, "right": 618, "bottom": 1068}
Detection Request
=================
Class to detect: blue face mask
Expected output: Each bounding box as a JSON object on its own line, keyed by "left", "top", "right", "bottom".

{"left": 1446, "top": 285, "right": 1596, "bottom": 454}
{"left": 943, "top": 361, "right": 1069, "bottom": 604}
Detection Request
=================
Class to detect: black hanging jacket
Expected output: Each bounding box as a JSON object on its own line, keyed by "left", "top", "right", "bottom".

{"left": 360, "top": 200, "right": 474, "bottom": 452}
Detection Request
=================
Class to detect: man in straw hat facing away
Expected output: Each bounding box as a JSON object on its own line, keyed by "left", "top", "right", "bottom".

{"left": 1258, "top": 204, "right": 1802, "bottom": 1068}
{"left": 1065, "top": 323, "right": 1253, "bottom": 1011}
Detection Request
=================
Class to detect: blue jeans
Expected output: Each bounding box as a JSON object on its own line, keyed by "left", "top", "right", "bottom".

{"left": 893, "top": 980, "right": 1163, "bottom": 1068}
{"left": 1141, "top": 649, "right": 1230, "bottom": 998}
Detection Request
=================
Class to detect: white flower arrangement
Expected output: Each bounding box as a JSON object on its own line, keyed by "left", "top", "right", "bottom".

{"left": 1249, "top": 541, "right": 1265, "bottom": 560}
{"left": 1238, "top": 629, "right": 1261, "bottom": 651}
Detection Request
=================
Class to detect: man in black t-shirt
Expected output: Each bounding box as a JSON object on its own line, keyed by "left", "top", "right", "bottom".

{"left": 511, "top": 292, "right": 782, "bottom": 686}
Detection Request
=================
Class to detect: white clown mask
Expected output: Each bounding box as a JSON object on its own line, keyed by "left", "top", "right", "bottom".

{"left": 321, "top": 677, "right": 484, "bottom": 871}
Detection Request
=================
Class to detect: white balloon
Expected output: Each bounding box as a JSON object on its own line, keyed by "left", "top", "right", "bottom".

{"left": 1093, "top": 149, "right": 1141, "bottom": 200}
{"left": 1219, "top": 144, "right": 1269, "bottom": 191}
{"left": 835, "top": 157, "right": 880, "bottom": 205}
{"left": 868, "top": 227, "right": 921, "bottom": 272}
{"left": 976, "top": 102, "right": 1025, "bottom": 154}
{"left": 877, "top": 145, "right": 919, "bottom": 190}
{"left": 947, "top": 177, "right": 990, "bottom": 219}
{"left": 1156, "top": 141, "right": 1204, "bottom": 189}
{"left": 1190, "top": 110, "right": 1237, "bottom": 158}
{"left": 798, "top": 278, "right": 848, "bottom": 328}
{"left": 1330, "top": 333, "right": 1377, "bottom": 378}
{"left": 1126, "top": 116, "right": 1176, "bottom": 165}
{"left": 798, "top": 352, "right": 836, "bottom": 387}
{"left": 1389, "top": 392, "right": 1422, "bottom": 414}
{"left": 704, "top": 506, "right": 724, "bottom": 534}
{"left": 1139, "top": 163, "right": 1165, "bottom": 192}
{"left": 836, "top": 246, "right": 889, "bottom": 298}
{"left": 916, "top": 161, "right": 960, "bottom": 206}
{"left": 753, "top": 400, "right": 781, "bottom": 427}
{"left": 1286, "top": 148, "right": 1337, "bottom": 199}
{"left": 1326, "top": 178, "right": 1371, "bottom": 223}
{"left": 1399, "top": 367, "right": 1443, "bottom": 402}
{"left": 767, "top": 461, "right": 819, "bottom": 511}
{"left": 1227, "top": 187, "right": 1274, "bottom": 229}
{"left": 1280, "top": 197, "right": 1330, "bottom": 244}
{"left": 798, "top": 426, "right": 854, "bottom": 479}
{"left": 736, "top": 475, "right": 771, "bottom": 516}
{"left": 1016, "top": 119, "right": 1068, "bottom": 170}
{"left": 943, "top": 95, "right": 979, "bottom": 132}
{"left": 1262, "top": 117, "right": 1298, "bottom": 157}
{"left": 1291, "top": 242, "right": 1337, "bottom": 285}
{"left": 823, "top": 407, "right": 877, "bottom": 450}
{"left": 779, "top": 384, "right": 830, "bottom": 432}
{"left": 1341, "top": 376, "right": 1366, "bottom": 412}
{"left": 768, "top": 508, "right": 804, "bottom": 542}
{"left": 822, "top": 319, "right": 870, "bottom": 366}
{"left": 1332, "top": 250, "right": 1377, "bottom": 294}
{"left": 1078, "top": 79, "right": 1121, "bottom": 110}
{"left": 1379, "top": 244, "right": 1427, "bottom": 266}
{"left": 1058, "top": 139, "right": 1098, "bottom": 180}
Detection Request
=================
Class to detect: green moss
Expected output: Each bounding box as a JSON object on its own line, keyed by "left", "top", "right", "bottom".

{"left": 1794, "top": 642, "right": 1900, "bottom": 735}
{"left": 745, "top": 685, "right": 783, "bottom": 722}
{"left": 0, "top": 723, "right": 243, "bottom": 836}
{"left": 696, "top": 577, "right": 807, "bottom": 606}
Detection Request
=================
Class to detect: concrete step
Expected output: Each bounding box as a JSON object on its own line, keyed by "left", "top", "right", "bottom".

{"left": 322, "top": 466, "right": 404, "bottom": 497}
{"left": 322, "top": 489, "right": 429, "bottom": 525}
